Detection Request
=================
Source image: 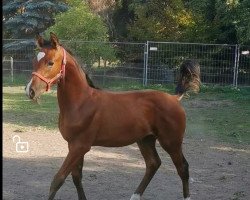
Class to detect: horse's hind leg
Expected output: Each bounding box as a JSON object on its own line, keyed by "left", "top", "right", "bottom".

{"left": 170, "top": 150, "right": 190, "bottom": 199}
{"left": 72, "top": 158, "right": 87, "bottom": 200}
{"left": 159, "top": 140, "right": 190, "bottom": 199}
{"left": 130, "top": 135, "right": 161, "bottom": 200}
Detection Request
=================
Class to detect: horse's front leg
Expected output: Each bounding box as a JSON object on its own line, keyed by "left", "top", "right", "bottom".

{"left": 48, "top": 144, "right": 90, "bottom": 200}
{"left": 72, "top": 157, "right": 87, "bottom": 200}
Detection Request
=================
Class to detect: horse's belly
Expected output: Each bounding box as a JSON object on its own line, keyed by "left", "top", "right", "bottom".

{"left": 93, "top": 121, "right": 152, "bottom": 147}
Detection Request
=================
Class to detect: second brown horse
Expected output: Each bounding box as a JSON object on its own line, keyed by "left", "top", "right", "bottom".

{"left": 25, "top": 32, "right": 200, "bottom": 200}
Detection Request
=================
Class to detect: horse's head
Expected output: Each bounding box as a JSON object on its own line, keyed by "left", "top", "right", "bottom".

{"left": 25, "top": 32, "right": 66, "bottom": 100}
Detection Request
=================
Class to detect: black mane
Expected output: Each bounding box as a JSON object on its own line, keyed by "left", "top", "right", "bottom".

{"left": 63, "top": 46, "right": 100, "bottom": 90}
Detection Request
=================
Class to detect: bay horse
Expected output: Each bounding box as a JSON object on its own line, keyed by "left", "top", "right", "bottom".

{"left": 25, "top": 32, "right": 200, "bottom": 200}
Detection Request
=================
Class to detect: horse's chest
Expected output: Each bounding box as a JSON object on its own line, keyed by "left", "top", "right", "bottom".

{"left": 58, "top": 114, "right": 92, "bottom": 142}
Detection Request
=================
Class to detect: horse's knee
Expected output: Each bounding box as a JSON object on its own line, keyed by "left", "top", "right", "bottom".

{"left": 155, "top": 157, "right": 162, "bottom": 169}
{"left": 72, "top": 168, "right": 82, "bottom": 183}
{"left": 72, "top": 163, "right": 83, "bottom": 185}
{"left": 71, "top": 164, "right": 82, "bottom": 176}
{"left": 72, "top": 174, "right": 82, "bottom": 186}
{"left": 147, "top": 157, "right": 161, "bottom": 172}
{"left": 72, "top": 168, "right": 82, "bottom": 177}
{"left": 171, "top": 152, "right": 189, "bottom": 181}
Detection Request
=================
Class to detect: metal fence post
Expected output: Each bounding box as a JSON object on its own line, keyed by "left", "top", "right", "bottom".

{"left": 233, "top": 45, "right": 238, "bottom": 87}
{"left": 103, "top": 69, "right": 106, "bottom": 87}
{"left": 10, "top": 57, "right": 13, "bottom": 82}
{"left": 233, "top": 45, "right": 240, "bottom": 87}
{"left": 143, "top": 41, "right": 149, "bottom": 86}
{"left": 2, "top": 56, "right": 14, "bottom": 82}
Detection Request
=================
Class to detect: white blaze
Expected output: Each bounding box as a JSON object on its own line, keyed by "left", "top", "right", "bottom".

{"left": 130, "top": 194, "right": 141, "bottom": 200}
{"left": 25, "top": 78, "right": 33, "bottom": 96}
{"left": 37, "top": 52, "right": 45, "bottom": 61}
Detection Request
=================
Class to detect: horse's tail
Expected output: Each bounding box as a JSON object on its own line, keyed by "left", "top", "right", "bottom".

{"left": 175, "top": 59, "right": 201, "bottom": 101}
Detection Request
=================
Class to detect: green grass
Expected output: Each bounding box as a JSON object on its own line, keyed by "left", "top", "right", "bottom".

{"left": 2, "top": 81, "right": 250, "bottom": 144}
{"left": 183, "top": 85, "right": 250, "bottom": 144}
{"left": 3, "top": 86, "right": 58, "bottom": 129}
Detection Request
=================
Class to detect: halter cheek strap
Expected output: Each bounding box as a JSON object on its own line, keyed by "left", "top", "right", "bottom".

{"left": 32, "top": 48, "right": 67, "bottom": 91}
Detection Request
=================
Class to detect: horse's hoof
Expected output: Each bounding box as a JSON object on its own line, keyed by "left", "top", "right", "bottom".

{"left": 130, "top": 194, "right": 141, "bottom": 200}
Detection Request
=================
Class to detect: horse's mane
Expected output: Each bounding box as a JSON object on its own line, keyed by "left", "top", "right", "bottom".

{"left": 62, "top": 46, "right": 100, "bottom": 90}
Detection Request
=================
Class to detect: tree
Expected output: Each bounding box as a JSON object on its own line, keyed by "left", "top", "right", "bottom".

{"left": 3, "top": 0, "right": 68, "bottom": 39}
{"left": 46, "top": 0, "right": 116, "bottom": 66}
{"left": 126, "top": 0, "right": 195, "bottom": 42}
{"left": 87, "top": 0, "right": 117, "bottom": 40}
{"left": 185, "top": 0, "right": 250, "bottom": 45}
{"left": 3, "top": 0, "right": 68, "bottom": 57}
{"left": 234, "top": 0, "right": 250, "bottom": 45}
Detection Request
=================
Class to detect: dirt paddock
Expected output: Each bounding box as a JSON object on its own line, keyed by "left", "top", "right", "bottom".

{"left": 3, "top": 124, "right": 250, "bottom": 200}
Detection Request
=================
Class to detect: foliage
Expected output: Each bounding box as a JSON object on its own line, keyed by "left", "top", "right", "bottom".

{"left": 185, "top": 0, "right": 250, "bottom": 44}
{"left": 3, "top": 0, "right": 68, "bottom": 39}
{"left": 127, "top": 0, "right": 195, "bottom": 42}
{"left": 92, "top": 0, "right": 250, "bottom": 45}
{"left": 46, "top": 1, "right": 116, "bottom": 66}
{"left": 3, "top": 0, "right": 250, "bottom": 45}
{"left": 234, "top": 0, "right": 250, "bottom": 44}
{"left": 3, "top": 0, "right": 68, "bottom": 54}
{"left": 111, "top": 0, "right": 134, "bottom": 41}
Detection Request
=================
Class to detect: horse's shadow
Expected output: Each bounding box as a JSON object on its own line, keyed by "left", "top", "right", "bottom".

{"left": 3, "top": 146, "right": 182, "bottom": 200}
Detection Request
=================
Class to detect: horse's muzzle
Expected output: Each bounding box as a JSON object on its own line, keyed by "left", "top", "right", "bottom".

{"left": 25, "top": 80, "right": 36, "bottom": 100}
{"left": 29, "top": 88, "right": 35, "bottom": 99}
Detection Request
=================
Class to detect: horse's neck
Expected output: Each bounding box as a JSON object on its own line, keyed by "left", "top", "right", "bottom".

{"left": 57, "top": 54, "right": 92, "bottom": 112}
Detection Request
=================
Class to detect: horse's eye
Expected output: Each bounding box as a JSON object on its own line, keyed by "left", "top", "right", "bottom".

{"left": 48, "top": 61, "right": 54, "bottom": 67}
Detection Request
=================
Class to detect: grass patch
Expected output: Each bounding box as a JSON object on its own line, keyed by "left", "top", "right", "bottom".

{"left": 3, "top": 83, "right": 250, "bottom": 144}
{"left": 3, "top": 86, "right": 58, "bottom": 129}
{"left": 183, "top": 85, "right": 250, "bottom": 144}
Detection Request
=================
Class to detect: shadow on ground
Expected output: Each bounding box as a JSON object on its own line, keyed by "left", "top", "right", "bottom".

{"left": 3, "top": 139, "right": 250, "bottom": 200}
{"left": 3, "top": 154, "right": 181, "bottom": 200}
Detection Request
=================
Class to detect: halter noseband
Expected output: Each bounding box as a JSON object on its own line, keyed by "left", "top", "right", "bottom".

{"left": 32, "top": 48, "right": 67, "bottom": 91}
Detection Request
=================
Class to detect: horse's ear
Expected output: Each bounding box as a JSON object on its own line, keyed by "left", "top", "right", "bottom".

{"left": 36, "top": 33, "right": 44, "bottom": 49}
{"left": 50, "top": 32, "right": 60, "bottom": 49}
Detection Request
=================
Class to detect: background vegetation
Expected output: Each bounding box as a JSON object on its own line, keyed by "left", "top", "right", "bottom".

{"left": 3, "top": 0, "right": 250, "bottom": 45}
{"left": 3, "top": 1, "right": 250, "bottom": 144}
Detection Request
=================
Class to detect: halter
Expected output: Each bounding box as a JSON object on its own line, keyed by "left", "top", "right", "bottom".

{"left": 32, "top": 48, "right": 67, "bottom": 91}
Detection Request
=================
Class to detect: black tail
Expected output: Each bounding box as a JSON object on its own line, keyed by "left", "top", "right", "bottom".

{"left": 175, "top": 59, "right": 201, "bottom": 99}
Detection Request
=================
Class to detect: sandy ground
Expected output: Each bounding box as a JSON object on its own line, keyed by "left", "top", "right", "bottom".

{"left": 3, "top": 123, "right": 250, "bottom": 200}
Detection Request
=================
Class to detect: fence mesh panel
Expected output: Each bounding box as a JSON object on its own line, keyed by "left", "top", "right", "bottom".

{"left": 238, "top": 46, "right": 250, "bottom": 86}
{"left": 2, "top": 39, "right": 250, "bottom": 87}
{"left": 146, "top": 42, "right": 239, "bottom": 85}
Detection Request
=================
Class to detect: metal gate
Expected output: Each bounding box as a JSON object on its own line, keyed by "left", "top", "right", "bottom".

{"left": 143, "top": 41, "right": 249, "bottom": 86}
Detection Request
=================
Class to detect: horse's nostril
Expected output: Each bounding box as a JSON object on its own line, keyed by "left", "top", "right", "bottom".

{"left": 29, "top": 88, "right": 35, "bottom": 99}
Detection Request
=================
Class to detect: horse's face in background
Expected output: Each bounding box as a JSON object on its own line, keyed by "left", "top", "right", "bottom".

{"left": 25, "top": 32, "right": 64, "bottom": 100}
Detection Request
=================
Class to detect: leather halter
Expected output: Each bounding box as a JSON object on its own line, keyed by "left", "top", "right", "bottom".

{"left": 32, "top": 48, "right": 66, "bottom": 91}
